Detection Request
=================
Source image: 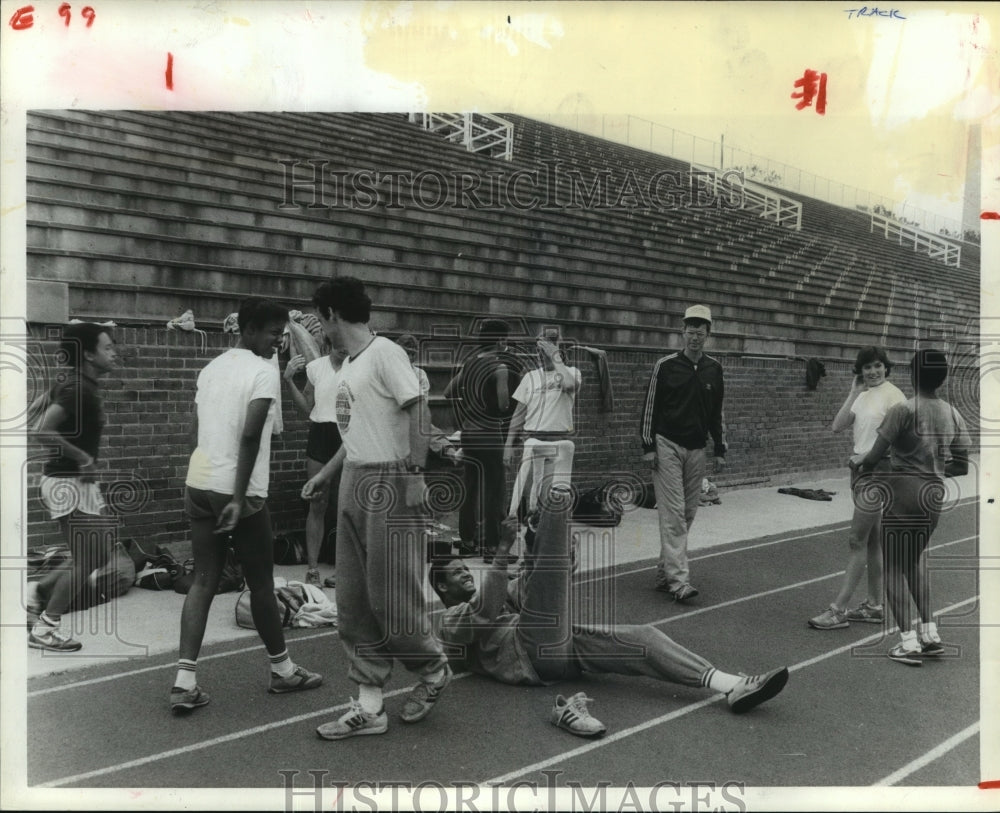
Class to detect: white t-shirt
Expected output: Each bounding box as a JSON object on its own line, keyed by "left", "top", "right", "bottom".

{"left": 513, "top": 367, "right": 582, "bottom": 433}
{"left": 186, "top": 348, "right": 279, "bottom": 498}
{"left": 336, "top": 336, "right": 421, "bottom": 463}
{"left": 850, "top": 380, "right": 906, "bottom": 454}
{"left": 306, "top": 355, "right": 341, "bottom": 424}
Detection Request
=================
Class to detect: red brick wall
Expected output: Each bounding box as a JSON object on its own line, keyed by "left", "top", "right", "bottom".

{"left": 25, "top": 327, "right": 979, "bottom": 550}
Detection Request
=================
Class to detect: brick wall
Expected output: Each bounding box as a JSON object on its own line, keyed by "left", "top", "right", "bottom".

{"left": 25, "top": 327, "right": 979, "bottom": 550}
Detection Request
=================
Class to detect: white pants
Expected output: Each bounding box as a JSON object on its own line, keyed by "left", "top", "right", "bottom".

{"left": 508, "top": 438, "right": 576, "bottom": 518}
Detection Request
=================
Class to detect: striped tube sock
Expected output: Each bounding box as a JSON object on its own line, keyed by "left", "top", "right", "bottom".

{"left": 269, "top": 649, "right": 295, "bottom": 678}
{"left": 174, "top": 659, "right": 197, "bottom": 691}
{"left": 702, "top": 667, "right": 741, "bottom": 694}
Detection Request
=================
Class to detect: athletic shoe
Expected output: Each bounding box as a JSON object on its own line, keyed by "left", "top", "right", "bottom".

{"left": 304, "top": 568, "right": 321, "bottom": 587}
{"left": 550, "top": 692, "right": 607, "bottom": 738}
{"left": 170, "top": 685, "right": 210, "bottom": 712}
{"left": 887, "top": 642, "right": 923, "bottom": 666}
{"left": 316, "top": 699, "right": 388, "bottom": 740}
{"left": 727, "top": 667, "right": 789, "bottom": 713}
{"left": 323, "top": 574, "right": 337, "bottom": 588}
{"left": 917, "top": 625, "right": 946, "bottom": 656}
{"left": 670, "top": 583, "right": 699, "bottom": 602}
{"left": 28, "top": 626, "right": 82, "bottom": 652}
{"left": 268, "top": 665, "right": 323, "bottom": 694}
{"left": 808, "top": 606, "right": 848, "bottom": 630}
{"left": 400, "top": 664, "right": 452, "bottom": 723}
{"left": 920, "top": 639, "right": 946, "bottom": 657}
{"left": 845, "top": 600, "right": 884, "bottom": 624}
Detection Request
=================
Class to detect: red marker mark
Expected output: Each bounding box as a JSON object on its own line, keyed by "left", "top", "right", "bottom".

{"left": 792, "top": 69, "right": 828, "bottom": 115}
{"left": 981, "top": 211, "right": 1000, "bottom": 220}
{"left": 59, "top": 2, "right": 71, "bottom": 25}
{"left": 165, "top": 52, "right": 174, "bottom": 90}
{"left": 979, "top": 780, "right": 1000, "bottom": 789}
{"left": 82, "top": 5, "right": 95, "bottom": 26}
{"left": 9, "top": 4, "right": 34, "bottom": 29}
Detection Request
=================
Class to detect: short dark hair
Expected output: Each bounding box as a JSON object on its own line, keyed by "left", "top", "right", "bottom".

{"left": 683, "top": 318, "right": 711, "bottom": 335}
{"left": 237, "top": 297, "right": 289, "bottom": 333}
{"left": 912, "top": 348, "right": 948, "bottom": 392}
{"left": 59, "top": 323, "right": 113, "bottom": 369}
{"left": 853, "top": 345, "right": 893, "bottom": 376}
{"left": 312, "top": 277, "right": 372, "bottom": 324}
{"left": 478, "top": 319, "right": 510, "bottom": 341}
{"left": 428, "top": 557, "right": 459, "bottom": 604}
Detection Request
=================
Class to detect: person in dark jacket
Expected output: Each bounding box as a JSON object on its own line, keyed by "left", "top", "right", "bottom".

{"left": 639, "top": 305, "right": 727, "bottom": 601}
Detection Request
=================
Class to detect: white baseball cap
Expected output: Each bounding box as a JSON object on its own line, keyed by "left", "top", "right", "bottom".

{"left": 684, "top": 304, "right": 712, "bottom": 323}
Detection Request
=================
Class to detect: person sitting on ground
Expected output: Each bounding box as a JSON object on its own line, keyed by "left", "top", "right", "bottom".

{"left": 428, "top": 487, "right": 789, "bottom": 738}
{"left": 850, "top": 348, "right": 971, "bottom": 666}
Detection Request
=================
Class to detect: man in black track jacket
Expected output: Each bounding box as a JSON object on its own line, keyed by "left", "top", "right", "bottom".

{"left": 640, "top": 305, "right": 727, "bottom": 601}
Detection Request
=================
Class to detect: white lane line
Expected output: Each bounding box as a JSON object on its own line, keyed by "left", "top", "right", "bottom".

{"left": 576, "top": 524, "right": 852, "bottom": 584}
{"left": 28, "top": 629, "right": 339, "bottom": 697}
{"left": 651, "top": 534, "right": 975, "bottom": 627}
{"left": 30, "top": 534, "right": 977, "bottom": 697}
{"left": 873, "top": 722, "right": 980, "bottom": 786}
{"left": 482, "top": 595, "right": 980, "bottom": 787}
{"left": 37, "top": 672, "right": 474, "bottom": 789}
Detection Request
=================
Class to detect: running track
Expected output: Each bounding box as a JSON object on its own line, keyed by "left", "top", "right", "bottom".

{"left": 27, "top": 501, "right": 981, "bottom": 791}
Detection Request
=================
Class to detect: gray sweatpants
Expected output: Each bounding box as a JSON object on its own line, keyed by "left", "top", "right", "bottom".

{"left": 651, "top": 434, "right": 706, "bottom": 590}
{"left": 335, "top": 460, "right": 447, "bottom": 688}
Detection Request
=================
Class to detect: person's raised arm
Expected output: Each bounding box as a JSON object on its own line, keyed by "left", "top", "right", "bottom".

{"left": 538, "top": 339, "right": 580, "bottom": 393}
{"left": 832, "top": 375, "right": 864, "bottom": 433}
{"left": 217, "top": 397, "right": 270, "bottom": 533}
{"left": 283, "top": 354, "right": 313, "bottom": 419}
{"left": 470, "top": 518, "right": 518, "bottom": 621}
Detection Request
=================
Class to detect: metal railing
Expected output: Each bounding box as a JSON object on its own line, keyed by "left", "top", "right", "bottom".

{"left": 410, "top": 112, "right": 513, "bottom": 161}
{"left": 871, "top": 213, "right": 961, "bottom": 267}
{"left": 692, "top": 164, "right": 802, "bottom": 230}
{"left": 536, "top": 112, "right": 967, "bottom": 237}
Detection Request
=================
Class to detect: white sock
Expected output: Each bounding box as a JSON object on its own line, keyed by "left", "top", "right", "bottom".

{"left": 706, "top": 669, "right": 741, "bottom": 694}
{"left": 269, "top": 650, "right": 296, "bottom": 678}
{"left": 174, "top": 659, "right": 197, "bottom": 691}
{"left": 358, "top": 684, "right": 384, "bottom": 714}
{"left": 900, "top": 630, "right": 920, "bottom": 651}
{"left": 922, "top": 621, "right": 939, "bottom": 641}
{"left": 32, "top": 612, "right": 59, "bottom": 637}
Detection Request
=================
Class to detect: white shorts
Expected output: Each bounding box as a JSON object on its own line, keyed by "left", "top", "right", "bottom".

{"left": 39, "top": 475, "right": 107, "bottom": 520}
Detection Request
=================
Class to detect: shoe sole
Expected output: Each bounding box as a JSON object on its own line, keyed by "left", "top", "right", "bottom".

{"left": 269, "top": 679, "right": 323, "bottom": 694}
{"left": 845, "top": 617, "right": 883, "bottom": 624}
{"left": 807, "top": 620, "right": 849, "bottom": 630}
{"left": 171, "top": 699, "right": 210, "bottom": 712}
{"left": 316, "top": 721, "right": 388, "bottom": 740}
{"left": 28, "top": 639, "right": 82, "bottom": 652}
{"left": 888, "top": 653, "right": 923, "bottom": 666}
{"left": 729, "top": 668, "right": 789, "bottom": 713}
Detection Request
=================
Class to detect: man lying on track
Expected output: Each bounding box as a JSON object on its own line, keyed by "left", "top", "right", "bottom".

{"left": 428, "top": 486, "right": 789, "bottom": 738}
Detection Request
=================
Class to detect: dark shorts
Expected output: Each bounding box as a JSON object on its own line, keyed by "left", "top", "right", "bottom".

{"left": 184, "top": 487, "right": 265, "bottom": 521}
{"left": 307, "top": 421, "right": 342, "bottom": 464}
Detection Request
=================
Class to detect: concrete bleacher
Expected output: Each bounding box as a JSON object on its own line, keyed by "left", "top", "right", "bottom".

{"left": 26, "top": 110, "right": 977, "bottom": 359}
{"left": 22, "top": 110, "right": 981, "bottom": 548}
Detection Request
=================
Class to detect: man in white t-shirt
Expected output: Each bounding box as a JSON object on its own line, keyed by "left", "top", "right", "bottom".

{"left": 301, "top": 277, "right": 451, "bottom": 741}
{"left": 172, "top": 298, "right": 322, "bottom": 713}
{"left": 504, "top": 328, "right": 582, "bottom": 525}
